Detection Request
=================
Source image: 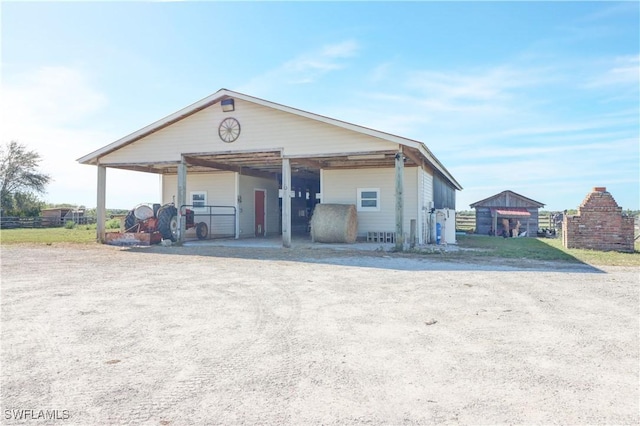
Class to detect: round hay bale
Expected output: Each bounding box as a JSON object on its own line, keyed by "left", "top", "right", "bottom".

{"left": 310, "top": 204, "right": 358, "bottom": 243}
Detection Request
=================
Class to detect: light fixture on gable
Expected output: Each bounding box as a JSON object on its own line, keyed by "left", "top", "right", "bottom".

{"left": 221, "top": 98, "right": 235, "bottom": 112}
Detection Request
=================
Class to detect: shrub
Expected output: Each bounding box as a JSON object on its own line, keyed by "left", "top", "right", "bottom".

{"left": 64, "top": 220, "right": 76, "bottom": 229}
{"left": 106, "top": 218, "right": 121, "bottom": 229}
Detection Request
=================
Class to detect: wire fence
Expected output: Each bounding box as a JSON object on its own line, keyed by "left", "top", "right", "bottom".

{"left": 0, "top": 216, "right": 97, "bottom": 229}
{"left": 179, "top": 205, "right": 236, "bottom": 240}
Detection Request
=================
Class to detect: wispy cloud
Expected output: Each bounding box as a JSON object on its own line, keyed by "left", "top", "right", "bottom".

{"left": 455, "top": 138, "right": 636, "bottom": 161}
{"left": 367, "top": 62, "right": 391, "bottom": 83}
{"left": 576, "top": 2, "right": 639, "bottom": 24}
{"left": 283, "top": 39, "right": 359, "bottom": 83}
{"left": 406, "top": 66, "right": 547, "bottom": 102}
{"left": 2, "top": 66, "right": 108, "bottom": 130}
{"left": 240, "top": 40, "right": 359, "bottom": 93}
{"left": 327, "top": 52, "right": 638, "bottom": 210}
{"left": 1, "top": 66, "right": 160, "bottom": 207}
{"left": 584, "top": 55, "right": 640, "bottom": 89}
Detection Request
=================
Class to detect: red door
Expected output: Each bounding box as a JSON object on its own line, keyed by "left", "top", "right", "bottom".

{"left": 255, "top": 190, "right": 265, "bottom": 237}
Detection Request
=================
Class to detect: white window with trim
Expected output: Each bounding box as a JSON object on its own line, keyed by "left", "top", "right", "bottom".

{"left": 357, "top": 188, "right": 380, "bottom": 212}
{"left": 190, "top": 191, "right": 207, "bottom": 212}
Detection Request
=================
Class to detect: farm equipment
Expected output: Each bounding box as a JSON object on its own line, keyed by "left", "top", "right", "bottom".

{"left": 124, "top": 203, "right": 208, "bottom": 242}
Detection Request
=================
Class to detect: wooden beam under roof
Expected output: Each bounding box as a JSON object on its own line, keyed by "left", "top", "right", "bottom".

{"left": 104, "top": 164, "right": 166, "bottom": 174}
{"left": 402, "top": 147, "right": 424, "bottom": 168}
{"left": 291, "top": 158, "right": 325, "bottom": 169}
{"left": 183, "top": 155, "right": 277, "bottom": 180}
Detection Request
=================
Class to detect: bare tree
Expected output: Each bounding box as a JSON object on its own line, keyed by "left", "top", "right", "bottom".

{"left": 0, "top": 141, "right": 51, "bottom": 215}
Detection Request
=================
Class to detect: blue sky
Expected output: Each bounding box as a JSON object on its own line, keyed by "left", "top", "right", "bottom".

{"left": 2, "top": 1, "right": 638, "bottom": 211}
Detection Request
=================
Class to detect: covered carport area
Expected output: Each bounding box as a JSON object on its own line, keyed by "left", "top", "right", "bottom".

{"left": 93, "top": 146, "right": 427, "bottom": 247}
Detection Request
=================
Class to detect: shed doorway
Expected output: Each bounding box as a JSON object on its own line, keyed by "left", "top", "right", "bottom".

{"left": 255, "top": 189, "right": 266, "bottom": 237}
{"left": 281, "top": 173, "right": 320, "bottom": 236}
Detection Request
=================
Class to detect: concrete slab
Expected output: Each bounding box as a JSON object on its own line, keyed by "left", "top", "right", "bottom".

{"left": 183, "top": 235, "right": 459, "bottom": 252}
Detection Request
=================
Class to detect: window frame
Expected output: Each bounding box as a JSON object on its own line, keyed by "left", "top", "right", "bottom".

{"left": 190, "top": 191, "right": 207, "bottom": 212}
{"left": 357, "top": 188, "right": 380, "bottom": 212}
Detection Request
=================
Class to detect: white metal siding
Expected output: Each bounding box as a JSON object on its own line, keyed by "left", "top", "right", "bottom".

{"left": 322, "top": 167, "right": 418, "bottom": 238}
{"left": 100, "top": 99, "right": 400, "bottom": 164}
{"left": 238, "top": 175, "right": 279, "bottom": 238}
{"left": 162, "top": 172, "right": 237, "bottom": 207}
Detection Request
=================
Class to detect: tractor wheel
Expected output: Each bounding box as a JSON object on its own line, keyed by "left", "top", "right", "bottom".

{"left": 195, "top": 222, "right": 208, "bottom": 240}
{"left": 157, "top": 205, "right": 178, "bottom": 241}
{"left": 124, "top": 210, "right": 137, "bottom": 232}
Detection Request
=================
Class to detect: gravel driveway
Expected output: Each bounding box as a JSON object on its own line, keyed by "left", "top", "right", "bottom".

{"left": 1, "top": 244, "right": 638, "bottom": 425}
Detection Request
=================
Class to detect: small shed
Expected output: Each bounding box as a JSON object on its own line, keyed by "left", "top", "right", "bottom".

{"left": 41, "top": 208, "right": 74, "bottom": 227}
{"left": 470, "top": 190, "right": 545, "bottom": 237}
{"left": 41, "top": 208, "right": 85, "bottom": 227}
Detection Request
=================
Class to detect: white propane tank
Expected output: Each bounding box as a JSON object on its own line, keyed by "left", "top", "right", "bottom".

{"left": 133, "top": 204, "right": 154, "bottom": 221}
{"left": 434, "top": 208, "right": 457, "bottom": 245}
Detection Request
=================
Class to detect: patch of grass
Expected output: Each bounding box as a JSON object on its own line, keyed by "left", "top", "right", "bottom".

{"left": 455, "top": 235, "right": 577, "bottom": 261}
{"left": 0, "top": 227, "right": 97, "bottom": 244}
{"left": 455, "top": 235, "right": 640, "bottom": 267}
{"left": 540, "top": 237, "right": 640, "bottom": 267}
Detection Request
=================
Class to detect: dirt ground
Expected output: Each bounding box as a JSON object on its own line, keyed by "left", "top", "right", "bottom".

{"left": 1, "top": 243, "right": 638, "bottom": 425}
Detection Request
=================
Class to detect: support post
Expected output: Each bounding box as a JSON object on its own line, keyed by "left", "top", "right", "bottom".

{"left": 282, "top": 158, "right": 292, "bottom": 248}
{"left": 395, "top": 149, "right": 404, "bottom": 251}
{"left": 177, "top": 156, "right": 187, "bottom": 245}
{"left": 410, "top": 219, "right": 416, "bottom": 249}
{"left": 96, "top": 165, "right": 106, "bottom": 243}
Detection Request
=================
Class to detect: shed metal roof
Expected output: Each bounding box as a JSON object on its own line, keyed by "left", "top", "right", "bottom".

{"left": 470, "top": 190, "right": 544, "bottom": 208}
{"left": 491, "top": 208, "right": 532, "bottom": 217}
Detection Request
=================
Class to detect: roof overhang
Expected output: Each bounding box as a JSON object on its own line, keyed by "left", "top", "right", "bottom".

{"left": 77, "top": 88, "right": 462, "bottom": 190}
{"left": 491, "top": 208, "right": 532, "bottom": 218}
{"left": 99, "top": 148, "right": 429, "bottom": 181}
{"left": 470, "top": 190, "right": 544, "bottom": 208}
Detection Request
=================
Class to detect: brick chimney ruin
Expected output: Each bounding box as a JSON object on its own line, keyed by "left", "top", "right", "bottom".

{"left": 562, "top": 187, "right": 635, "bottom": 252}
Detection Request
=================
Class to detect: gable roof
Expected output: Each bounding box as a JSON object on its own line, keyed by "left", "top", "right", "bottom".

{"left": 470, "top": 190, "right": 545, "bottom": 208}
{"left": 77, "top": 88, "right": 461, "bottom": 190}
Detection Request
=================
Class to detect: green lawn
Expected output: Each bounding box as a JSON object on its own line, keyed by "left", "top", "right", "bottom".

{"left": 0, "top": 227, "right": 97, "bottom": 244}
{"left": 455, "top": 235, "right": 640, "bottom": 267}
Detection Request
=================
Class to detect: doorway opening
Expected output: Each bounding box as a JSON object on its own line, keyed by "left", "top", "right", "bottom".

{"left": 254, "top": 189, "right": 266, "bottom": 237}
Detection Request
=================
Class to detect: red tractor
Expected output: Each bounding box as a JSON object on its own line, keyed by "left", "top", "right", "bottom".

{"left": 124, "top": 203, "right": 208, "bottom": 242}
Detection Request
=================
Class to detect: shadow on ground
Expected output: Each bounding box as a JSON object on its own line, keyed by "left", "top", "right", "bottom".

{"left": 125, "top": 236, "right": 604, "bottom": 274}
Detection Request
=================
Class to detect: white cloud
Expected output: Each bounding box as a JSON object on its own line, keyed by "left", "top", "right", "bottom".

{"left": 282, "top": 40, "right": 360, "bottom": 82}
{"left": 324, "top": 57, "right": 638, "bottom": 210}
{"left": 2, "top": 66, "right": 107, "bottom": 132}
{"left": 406, "top": 65, "right": 551, "bottom": 102}
{"left": 577, "top": 2, "right": 639, "bottom": 24}
{"left": 240, "top": 39, "right": 360, "bottom": 93}
{"left": 1, "top": 66, "right": 159, "bottom": 209}
{"left": 584, "top": 55, "right": 640, "bottom": 89}
{"left": 368, "top": 62, "right": 391, "bottom": 83}
{"left": 319, "top": 40, "right": 359, "bottom": 58}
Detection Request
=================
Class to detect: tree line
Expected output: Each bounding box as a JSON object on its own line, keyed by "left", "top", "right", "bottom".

{"left": 0, "top": 141, "right": 50, "bottom": 217}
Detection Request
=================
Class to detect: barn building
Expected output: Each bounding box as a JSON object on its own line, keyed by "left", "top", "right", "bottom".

{"left": 470, "top": 190, "right": 544, "bottom": 237}
{"left": 78, "top": 89, "right": 462, "bottom": 247}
